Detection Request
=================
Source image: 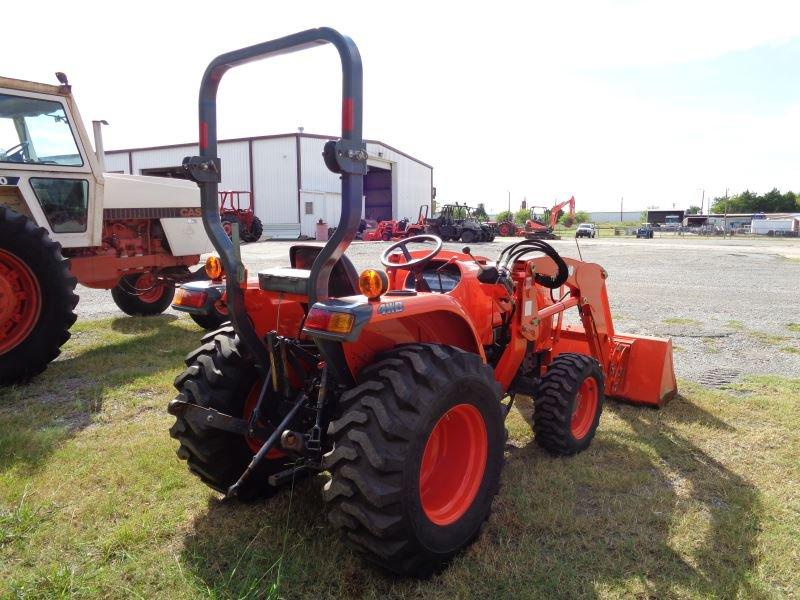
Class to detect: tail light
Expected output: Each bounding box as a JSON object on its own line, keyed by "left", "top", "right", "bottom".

{"left": 304, "top": 308, "right": 355, "bottom": 335}
{"left": 173, "top": 287, "right": 208, "bottom": 309}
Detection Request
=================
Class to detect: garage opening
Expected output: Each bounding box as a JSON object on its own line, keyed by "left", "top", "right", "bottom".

{"left": 140, "top": 166, "right": 189, "bottom": 179}
{"left": 364, "top": 165, "right": 392, "bottom": 221}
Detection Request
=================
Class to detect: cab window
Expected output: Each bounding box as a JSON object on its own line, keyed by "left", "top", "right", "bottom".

{"left": 0, "top": 94, "right": 83, "bottom": 166}
{"left": 29, "top": 178, "right": 89, "bottom": 232}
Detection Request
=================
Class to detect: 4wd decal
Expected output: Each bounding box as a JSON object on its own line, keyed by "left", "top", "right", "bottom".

{"left": 378, "top": 301, "right": 404, "bottom": 315}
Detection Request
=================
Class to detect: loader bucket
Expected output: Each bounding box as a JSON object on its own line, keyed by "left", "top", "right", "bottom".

{"left": 553, "top": 326, "right": 677, "bottom": 408}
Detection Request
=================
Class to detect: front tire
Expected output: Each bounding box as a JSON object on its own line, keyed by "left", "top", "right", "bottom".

{"left": 323, "top": 344, "right": 504, "bottom": 577}
{"left": 533, "top": 353, "right": 604, "bottom": 455}
{"left": 111, "top": 273, "right": 175, "bottom": 316}
{"left": 0, "top": 207, "right": 78, "bottom": 385}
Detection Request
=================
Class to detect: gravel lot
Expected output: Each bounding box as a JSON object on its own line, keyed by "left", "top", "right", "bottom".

{"left": 75, "top": 236, "right": 800, "bottom": 385}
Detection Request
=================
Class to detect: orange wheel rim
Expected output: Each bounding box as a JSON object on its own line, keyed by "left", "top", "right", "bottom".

{"left": 419, "top": 403, "right": 487, "bottom": 526}
{"left": 0, "top": 249, "right": 41, "bottom": 355}
{"left": 571, "top": 377, "right": 598, "bottom": 439}
{"left": 134, "top": 273, "right": 164, "bottom": 303}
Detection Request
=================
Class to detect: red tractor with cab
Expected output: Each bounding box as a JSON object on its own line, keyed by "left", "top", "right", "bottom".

{"left": 169, "top": 29, "right": 676, "bottom": 577}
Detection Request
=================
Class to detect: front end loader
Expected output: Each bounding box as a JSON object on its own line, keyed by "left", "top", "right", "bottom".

{"left": 168, "top": 28, "right": 676, "bottom": 577}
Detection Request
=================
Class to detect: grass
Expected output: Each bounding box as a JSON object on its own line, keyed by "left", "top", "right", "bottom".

{"left": 2, "top": 317, "right": 799, "bottom": 598}
{"left": 663, "top": 317, "right": 700, "bottom": 325}
{"left": 788, "top": 323, "right": 800, "bottom": 333}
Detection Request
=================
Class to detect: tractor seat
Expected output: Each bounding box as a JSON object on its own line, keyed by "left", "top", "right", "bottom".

{"left": 257, "top": 244, "right": 359, "bottom": 297}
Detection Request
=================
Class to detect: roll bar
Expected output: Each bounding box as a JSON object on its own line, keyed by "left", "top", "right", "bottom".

{"left": 182, "top": 28, "right": 366, "bottom": 372}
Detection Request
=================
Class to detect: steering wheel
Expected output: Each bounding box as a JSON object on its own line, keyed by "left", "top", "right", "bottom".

{"left": 380, "top": 234, "right": 443, "bottom": 270}
{"left": 1, "top": 142, "right": 29, "bottom": 161}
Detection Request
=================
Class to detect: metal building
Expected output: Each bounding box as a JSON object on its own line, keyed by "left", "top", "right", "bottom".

{"left": 104, "top": 133, "right": 433, "bottom": 239}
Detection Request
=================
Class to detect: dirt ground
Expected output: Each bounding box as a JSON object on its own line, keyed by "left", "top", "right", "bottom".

{"left": 74, "top": 236, "right": 800, "bottom": 385}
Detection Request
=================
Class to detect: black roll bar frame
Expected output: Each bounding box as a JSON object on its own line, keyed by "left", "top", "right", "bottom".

{"left": 182, "top": 28, "right": 366, "bottom": 372}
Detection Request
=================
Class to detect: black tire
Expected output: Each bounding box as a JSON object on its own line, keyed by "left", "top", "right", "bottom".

{"left": 461, "top": 229, "right": 476, "bottom": 244}
{"left": 381, "top": 231, "right": 392, "bottom": 241}
{"left": 533, "top": 353, "right": 604, "bottom": 456}
{"left": 111, "top": 274, "right": 175, "bottom": 316}
{"left": 241, "top": 215, "right": 263, "bottom": 243}
{"left": 0, "top": 207, "right": 78, "bottom": 385}
{"left": 169, "top": 326, "right": 298, "bottom": 500}
{"left": 323, "top": 344, "right": 504, "bottom": 577}
{"left": 221, "top": 214, "right": 238, "bottom": 239}
{"left": 189, "top": 310, "right": 229, "bottom": 330}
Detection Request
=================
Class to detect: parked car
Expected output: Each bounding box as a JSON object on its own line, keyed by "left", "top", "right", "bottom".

{"left": 575, "top": 223, "right": 598, "bottom": 238}
{"left": 636, "top": 223, "right": 654, "bottom": 239}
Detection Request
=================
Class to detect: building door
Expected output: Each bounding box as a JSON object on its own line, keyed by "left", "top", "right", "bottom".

{"left": 364, "top": 164, "right": 392, "bottom": 221}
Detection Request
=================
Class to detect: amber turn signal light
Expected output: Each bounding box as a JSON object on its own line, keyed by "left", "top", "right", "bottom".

{"left": 358, "top": 269, "right": 389, "bottom": 299}
{"left": 205, "top": 255, "right": 223, "bottom": 280}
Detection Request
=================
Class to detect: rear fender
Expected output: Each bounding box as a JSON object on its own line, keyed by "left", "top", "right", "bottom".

{"left": 341, "top": 294, "right": 485, "bottom": 379}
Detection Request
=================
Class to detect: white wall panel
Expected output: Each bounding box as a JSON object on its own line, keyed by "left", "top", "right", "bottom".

{"left": 103, "top": 152, "right": 130, "bottom": 173}
{"left": 217, "top": 141, "right": 250, "bottom": 193}
{"left": 300, "top": 136, "right": 340, "bottom": 193}
{"left": 251, "top": 137, "right": 298, "bottom": 226}
{"left": 131, "top": 145, "right": 198, "bottom": 172}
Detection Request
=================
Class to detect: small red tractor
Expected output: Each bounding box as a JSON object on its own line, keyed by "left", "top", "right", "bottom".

{"left": 219, "top": 190, "right": 262, "bottom": 242}
{"left": 169, "top": 29, "right": 676, "bottom": 577}
{"left": 362, "top": 218, "right": 398, "bottom": 241}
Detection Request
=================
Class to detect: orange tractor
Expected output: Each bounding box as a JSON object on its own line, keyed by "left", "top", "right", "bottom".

{"left": 169, "top": 29, "right": 677, "bottom": 577}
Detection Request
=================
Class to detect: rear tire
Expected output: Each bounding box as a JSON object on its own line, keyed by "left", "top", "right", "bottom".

{"left": 461, "top": 229, "right": 476, "bottom": 244}
{"left": 241, "top": 215, "right": 263, "bottom": 243}
{"left": 533, "top": 353, "right": 604, "bottom": 455}
{"left": 323, "top": 344, "right": 504, "bottom": 577}
{"left": 169, "top": 326, "right": 297, "bottom": 500}
{"left": 111, "top": 273, "right": 175, "bottom": 316}
{"left": 0, "top": 207, "right": 78, "bottom": 385}
{"left": 189, "top": 309, "right": 228, "bottom": 330}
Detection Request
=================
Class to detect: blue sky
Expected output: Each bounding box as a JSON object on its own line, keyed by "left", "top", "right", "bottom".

{"left": 5, "top": 0, "right": 800, "bottom": 213}
{"left": 595, "top": 39, "right": 800, "bottom": 116}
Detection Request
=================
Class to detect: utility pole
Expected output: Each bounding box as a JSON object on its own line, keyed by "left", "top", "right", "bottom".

{"left": 620, "top": 196, "right": 623, "bottom": 222}
{"left": 723, "top": 187, "right": 728, "bottom": 238}
{"left": 508, "top": 190, "right": 511, "bottom": 214}
{"left": 700, "top": 189, "right": 705, "bottom": 214}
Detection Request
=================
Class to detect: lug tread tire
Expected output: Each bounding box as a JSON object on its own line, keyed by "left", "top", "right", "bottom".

{"left": 533, "top": 352, "right": 604, "bottom": 456}
{"left": 0, "top": 207, "right": 78, "bottom": 385}
{"left": 323, "top": 344, "right": 504, "bottom": 577}
{"left": 169, "top": 325, "right": 292, "bottom": 500}
{"left": 111, "top": 274, "right": 175, "bottom": 316}
{"left": 240, "top": 215, "right": 263, "bottom": 243}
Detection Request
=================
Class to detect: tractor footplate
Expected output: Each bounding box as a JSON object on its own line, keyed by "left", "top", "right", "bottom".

{"left": 167, "top": 400, "right": 271, "bottom": 438}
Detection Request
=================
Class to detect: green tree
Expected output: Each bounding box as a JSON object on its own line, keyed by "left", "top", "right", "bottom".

{"left": 514, "top": 208, "right": 531, "bottom": 225}
{"left": 496, "top": 210, "right": 513, "bottom": 223}
{"left": 686, "top": 205, "right": 701, "bottom": 214}
{"left": 474, "top": 204, "right": 488, "bottom": 220}
{"left": 573, "top": 210, "right": 591, "bottom": 224}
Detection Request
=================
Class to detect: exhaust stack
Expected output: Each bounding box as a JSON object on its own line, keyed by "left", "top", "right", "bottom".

{"left": 92, "top": 119, "right": 109, "bottom": 172}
